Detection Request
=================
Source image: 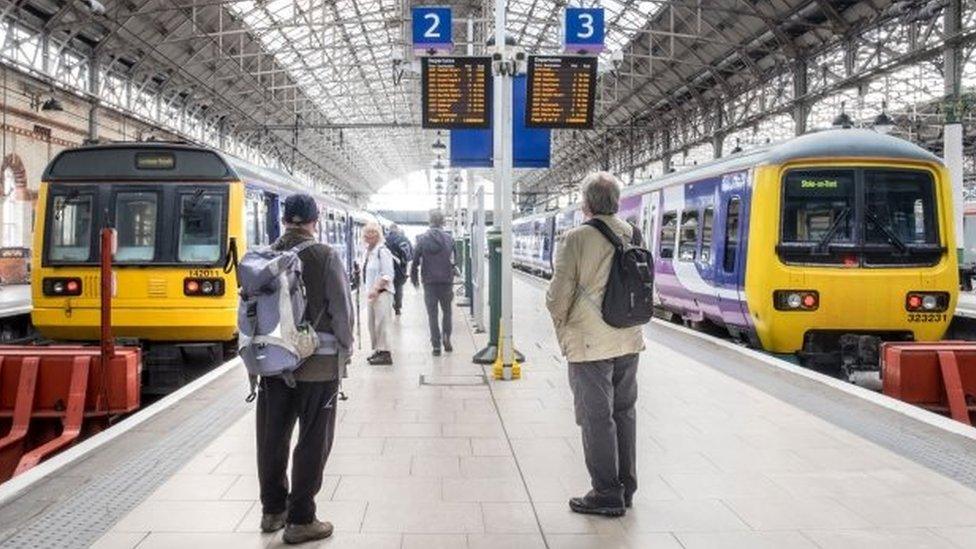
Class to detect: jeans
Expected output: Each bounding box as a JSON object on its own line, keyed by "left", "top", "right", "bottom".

{"left": 423, "top": 282, "right": 453, "bottom": 349}
{"left": 567, "top": 353, "right": 639, "bottom": 501}
{"left": 256, "top": 377, "right": 340, "bottom": 524}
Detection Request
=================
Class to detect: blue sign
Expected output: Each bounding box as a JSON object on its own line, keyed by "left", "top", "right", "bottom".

{"left": 564, "top": 7, "right": 605, "bottom": 52}
{"left": 450, "top": 75, "right": 551, "bottom": 169}
{"left": 412, "top": 7, "right": 453, "bottom": 51}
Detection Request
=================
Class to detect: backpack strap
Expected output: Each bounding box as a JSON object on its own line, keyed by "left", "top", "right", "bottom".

{"left": 291, "top": 239, "right": 318, "bottom": 254}
{"left": 584, "top": 218, "right": 625, "bottom": 250}
{"left": 627, "top": 222, "right": 644, "bottom": 247}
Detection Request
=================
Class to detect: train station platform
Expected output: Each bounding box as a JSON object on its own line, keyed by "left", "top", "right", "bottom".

{"left": 0, "top": 284, "right": 30, "bottom": 319}
{"left": 3, "top": 277, "right": 976, "bottom": 549}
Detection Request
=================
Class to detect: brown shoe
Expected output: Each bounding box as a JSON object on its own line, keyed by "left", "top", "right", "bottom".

{"left": 283, "top": 520, "right": 334, "bottom": 544}
{"left": 260, "top": 511, "right": 286, "bottom": 533}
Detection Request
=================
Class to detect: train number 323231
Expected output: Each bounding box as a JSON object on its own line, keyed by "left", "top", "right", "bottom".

{"left": 907, "top": 313, "right": 948, "bottom": 323}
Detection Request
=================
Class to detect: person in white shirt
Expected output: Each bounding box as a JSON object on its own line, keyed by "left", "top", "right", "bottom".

{"left": 362, "top": 222, "right": 395, "bottom": 365}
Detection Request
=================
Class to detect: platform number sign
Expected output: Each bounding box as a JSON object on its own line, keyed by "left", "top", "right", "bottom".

{"left": 412, "top": 7, "right": 453, "bottom": 52}
{"left": 564, "top": 7, "right": 605, "bottom": 52}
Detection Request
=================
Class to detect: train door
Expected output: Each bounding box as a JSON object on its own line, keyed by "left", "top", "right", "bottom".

{"left": 715, "top": 170, "right": 752, "bottom": 331}
{"left": 696, "top": 204, "right": 720, "bottom": 322}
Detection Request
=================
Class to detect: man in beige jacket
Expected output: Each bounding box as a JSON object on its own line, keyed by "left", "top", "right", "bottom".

{"left": 546, "top": 172, "right": 645, "bottom": 517}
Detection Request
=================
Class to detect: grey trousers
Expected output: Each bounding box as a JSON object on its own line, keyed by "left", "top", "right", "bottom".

{"left": 423, "top": 282, "right": 453, "bottom": 348}
{"left": 567, "top": 353, "right": 639, "bottom": 501}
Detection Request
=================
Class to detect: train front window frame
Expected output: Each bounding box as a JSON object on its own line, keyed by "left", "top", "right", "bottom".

{"left": 176, "top": 189, "right": 227, "bottom": 265}
{"left": 778, "top": 167, "right": 942, "bottom": 267}
{"left": 47, "top": 188, "right": 95, "bottom": 264}
{"left": 113, "top": 190, "right": 159, "bottom": 262}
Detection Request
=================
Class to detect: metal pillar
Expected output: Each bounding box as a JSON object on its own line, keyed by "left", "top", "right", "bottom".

{"left": 945, "top": 0, "right": 964, "bottom": 262}
{"left": 472, "top": 184, "right": 486, "bottom": 333}
{"left": 793, "top": 59, "right": 808, "bottom": 136}
{"left": 661, "top": 131, "right": 672, "bottom": 172}
{"left": 87, "top": 54, "right": 100, "bottom": 141}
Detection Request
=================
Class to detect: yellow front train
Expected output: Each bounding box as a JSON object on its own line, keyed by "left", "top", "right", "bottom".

{"left": 742, "top": 131, "right": 957, "bottom": 375}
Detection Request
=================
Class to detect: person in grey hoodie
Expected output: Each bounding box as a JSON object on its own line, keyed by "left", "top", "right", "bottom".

{"left": 410, "top": 209, "right": 455, "bottom": 355}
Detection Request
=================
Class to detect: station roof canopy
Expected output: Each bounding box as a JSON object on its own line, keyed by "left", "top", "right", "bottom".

{"left": 2, "top": 1, "right": 972, "bottom": 200}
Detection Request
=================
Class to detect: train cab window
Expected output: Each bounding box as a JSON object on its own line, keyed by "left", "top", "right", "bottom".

{"left": 678, "top": 211, "right": 699, "bottom": 262}
{"left": 49, "top": 193, "right": 93, "bottom": 262}
{"left": 659, "top": 212, "right": 677, "bottom": 259}
{"left": 114, "top": 192, "right": 158, "bottom": 261}
{"left": 178, "top": 192, "right": 224, "bottom": 264}
{"left": 700, "top": 207, "right": 714, "bottom": 264}
{"left": 864, "top": 170, "right": 937, "bottom": 245}
{"left": 782, "top": 169, "right": 855, "bottom": 244}
{"left": 723, "top": 197, "right": 740, "bottom": 273}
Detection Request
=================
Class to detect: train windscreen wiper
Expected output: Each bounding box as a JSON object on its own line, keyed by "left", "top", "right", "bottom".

{"left": 864, "top": 206, "right": 908, "bottom": 254}
{"left": 815, "top": 206, "right": 851, "bottom": 253}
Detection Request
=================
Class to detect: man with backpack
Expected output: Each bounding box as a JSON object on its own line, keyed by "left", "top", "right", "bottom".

{"left": 385, "top": 224, "right": 413, "bottom": 316}
{"left": 410, "top": 209, "right": 455, "bottom": 355}
{"left": 545, "top": 172, "right": 649, "bottom": 518}
{"left": 249, "top": 194, "right": 353, "bottom": 544}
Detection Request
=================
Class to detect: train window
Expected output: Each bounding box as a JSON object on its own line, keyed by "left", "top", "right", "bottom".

{"left": 864, "top": 170, "right": 937, "bottom": 245}
{"left": 178, "top": 192, "right": 224, "bottom": 264}
{"left": 49, "top": 193, "right": 93, "bottom": 262}
{"left": 659, "top": 212, "right": 677, "bottom": 259}
{"left": 723, "top": 198, "right": 740, "bottom": 273}
{"left": 115, "top": 192, "right": 158, "bottom": 262}
{"left": 700, "top": 207, "right": 714, "bottom": 264}
{"left": 782, "top": 169, "right": 855, "bottom": 243}
{"left": 245, "top": 197, "right": 259, "bottom": 248}
{"left": 678, "top": 211, "right": 699, "bottom": 262}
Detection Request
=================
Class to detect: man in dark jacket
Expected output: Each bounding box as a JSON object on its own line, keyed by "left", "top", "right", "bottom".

{"left": 410, "top": 209, "right": 455, "bottom": 355}
{"left": 257, "top": 193, "right": 354, "bottom": 545}
{"left": 385, "top": 224, "right": 413, "bottom": 316}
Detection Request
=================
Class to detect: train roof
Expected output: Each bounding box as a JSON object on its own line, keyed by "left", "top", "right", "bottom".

{"left": 43, "top": 141, "right": 236, "bottom": 182}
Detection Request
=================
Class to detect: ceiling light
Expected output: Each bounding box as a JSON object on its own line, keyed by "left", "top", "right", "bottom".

{"left": 832, "top": 101, "right": 853, "bottom": 128}
{"left": 873, "top": 101, "right": 895, "bottom": 135}
{"left": 41, "top": 97, "right": 63, "bottom": 112}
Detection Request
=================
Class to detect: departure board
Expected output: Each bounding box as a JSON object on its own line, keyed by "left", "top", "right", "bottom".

{"left": 421, "top": 57, "right": 492, "bottom": 129}
{"left": 525, "top": 55, "right": 597, "bottom": 129}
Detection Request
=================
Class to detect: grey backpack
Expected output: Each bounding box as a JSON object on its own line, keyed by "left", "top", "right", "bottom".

{"left": 237, "top": 240, "right": 320, "bottom": 399}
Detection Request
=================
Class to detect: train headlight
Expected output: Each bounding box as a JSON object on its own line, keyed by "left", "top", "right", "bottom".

{"left": 905, "top": 291, "right": 949, "bottom": 312}
{"left": 43, "top": 277, "right": 83, "bottom": 296}
{"left": 184, "top": 277, "right": 225, "bottom": 297}
{"left": 774, "top": 290, "right": 819, "bottom": 311}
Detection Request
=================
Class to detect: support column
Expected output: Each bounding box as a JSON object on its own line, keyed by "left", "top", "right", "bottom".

{"left": 944, "top": 0, "right": 964, "bottom": 261}
{"left": 661, "top": 131, "right": 672, "bottom": 173}
{"left": 712, "top": 102, "right": 725, "bottom": 159}
{"left": 88, "top": 54, "right": 101, "bottom": 142}
{"left": 793, "top": 59, "right": 808, "bottom": 136}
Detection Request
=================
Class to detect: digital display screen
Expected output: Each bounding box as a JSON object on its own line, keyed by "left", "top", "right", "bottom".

{"left": 525, "top": 56, "right": 597, "bottom": 129}
{"left": 421, "top": 57, "right": 492, "bottom": 129}
{"left": 135, "top": 152, "right": 176, "bottom": 170}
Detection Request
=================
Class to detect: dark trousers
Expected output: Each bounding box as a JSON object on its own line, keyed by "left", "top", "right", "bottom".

{"left": 423, "top": 282, "right": 453, "bottom": 348}
{"left": 256, "top": 377, "right": 339, "bottom": 524}
{"left": 393, "top": 279, "right": 405, "bottom": 313}
{"left": 567, "top": 354, "right": 639, "bottom": 502}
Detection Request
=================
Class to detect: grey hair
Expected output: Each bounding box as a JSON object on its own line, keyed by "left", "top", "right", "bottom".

{"left": 429, "top": 209, "right": 445, "bottom": 227}
{"left": 580, "top": 171, "right": 621, "bottom": 215}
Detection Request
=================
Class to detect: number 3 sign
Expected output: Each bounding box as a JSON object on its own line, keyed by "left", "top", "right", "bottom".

{"left": 564, "top": 7, "right": 605, "bottom": 52}
{"left": 412, "top": 7, "right": 453, "bottom": 52}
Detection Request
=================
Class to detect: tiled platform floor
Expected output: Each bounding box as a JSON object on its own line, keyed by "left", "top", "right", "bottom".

{"left": 90, "top": 277, "right": 976, "bottom": 549}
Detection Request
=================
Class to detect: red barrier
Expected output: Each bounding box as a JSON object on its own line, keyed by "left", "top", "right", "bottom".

{"left": 881, "top": 341, "right": 976, "bottom": 426}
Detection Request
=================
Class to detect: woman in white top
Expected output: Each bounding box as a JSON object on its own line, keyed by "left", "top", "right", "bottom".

{"left": 362, "top": 222, "right": 395, "bottom": 365}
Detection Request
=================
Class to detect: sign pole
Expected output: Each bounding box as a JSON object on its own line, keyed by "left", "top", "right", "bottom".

{"left": 494, "top": 0, "right": 519, "bottom": 380}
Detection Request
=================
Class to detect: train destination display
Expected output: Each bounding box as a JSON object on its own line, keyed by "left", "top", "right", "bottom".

{"left": 526, "top": 55, "right": 597, "bottom": 129}
{"left": 421, "top": 57, "right": 492, "bottom": 129}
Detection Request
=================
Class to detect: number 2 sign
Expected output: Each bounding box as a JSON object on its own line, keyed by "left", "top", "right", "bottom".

{"left": 564, "top": 7, "right": 605, "bottom": 52}
{"left": 412, "top": 7, "right": 453, "bottom": 52}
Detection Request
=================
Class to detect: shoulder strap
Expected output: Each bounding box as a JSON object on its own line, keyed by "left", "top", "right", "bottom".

{"left": 291, "top": 239, "right": 318, "bottom": 254}
{"left": 628, "top": 222, "right": 644, "bottom": 247}
{"left": 584, "top": 218, "right": 624, "bottom": 250}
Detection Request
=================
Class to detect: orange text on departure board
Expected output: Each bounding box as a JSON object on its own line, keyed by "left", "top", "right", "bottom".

{"left": 422, "top": 57, "right": 491, "bottom": 129}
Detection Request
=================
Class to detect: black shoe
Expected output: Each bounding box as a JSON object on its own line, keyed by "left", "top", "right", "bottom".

{"left": 260, "top": 511, "right": 286, "bottom": 533}
{"left": 283, "top": 520, "right": 333, "bottom": 544}
{"left": 625, "top": 494, "right": 634, "bottom": 508}
{"left": 394, "top": 309, "right": 401, "bottom": 316}
{"left": 568, "top": 495, "right": 626, "bottom": 517}
{"left": 366, "top": 351, "right": 380, "bottom": 361}
{"left": 368, "top": 351, "right": 393, "bottom": 365}
{"left": 432, "top": 348, "right": 442, "bottom": 356}
{"left": 443, "top": 339, "right": 453, "bottom": 352}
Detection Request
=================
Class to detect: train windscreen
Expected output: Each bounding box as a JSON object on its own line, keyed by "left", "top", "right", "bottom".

{"left": 778, "top": 168, "right": 941, "bottom": 267}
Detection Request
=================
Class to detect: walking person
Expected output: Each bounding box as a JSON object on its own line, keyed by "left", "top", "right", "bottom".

{"left": 385, "top": 224, "right": 413, "bottom": 316}
{"left": 256, "top": 194, "right": 354, "bottom": 544}
{"left": 545, "top": 172, "right": 646, "bottom": 517}
{"left": 362, "top": 222, "right": 395, "bottom": 365}
{"left": 410, "top": 209, "right": 455, "bottom": 355}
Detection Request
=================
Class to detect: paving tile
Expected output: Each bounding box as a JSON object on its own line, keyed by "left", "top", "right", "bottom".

{"left": 135, "top": 533, "right": 271, "bottom": 549}
{"left": 362, "top": 502, "right": 485, "bottom": 534}
{"left": 460, "top": 456, "right": 521, "bottom": 479}
{"left": 411, "top": 455, "right": 462, "bottom": 477}
{"left": 443, "top": 478, "right": 529, "bottom": 502}
{"left": 675, "top": 531, "right": 818, "bottom": 549}
{"left": 385, "top": 437, "right": 473, "bottom": 456}
{"left": 481, "top": 502, "right": 540, "bottom": 534}
{"left": 332, "top": 475, "right": 442, "bottom": 502}
{"left": 932, "top": 526, "right": 976, "bottom": 548}
{"left": 533, "top": 502, "right": 625, "bottom": 535}
{"left": 802, "top": 528, "right": 960, "bottom": 549}
{"left": 89, "top": 532, "right": 147, "bottom": 549}
{"left": 467, "top": 534, "right": 546, "bottom": 549}
{"left": 147, "top": 473, "right": 239, "bottom": 501}
{"left": 324, "top": 454, "right": 412, "bottom": 477}
{"left": 111, "top": 500, "right": 253, "bottom": 533}
{"left": 266, "top": 533, "right": 402, "bottom": 548}
{"left": 618, "top": 499, "right": 749, "bottom": 533}
{"left": 838, "top": 495, "right": 976, "bottom": 527}
{"left": 722, "top": 496, "right": 872, "bottom": 530}
{"left": 402, "top": 534, "right": 468, "bottom": 549}
{"left": 660, "top": 472, "right": 790, "bottom": 499}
